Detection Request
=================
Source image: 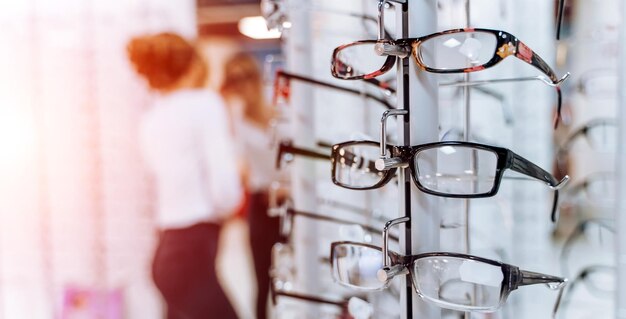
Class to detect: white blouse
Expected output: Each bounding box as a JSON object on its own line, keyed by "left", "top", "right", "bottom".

{"left": 233, "top": 118, "right": 281, "bottom": 193}
{"left": 139, "top": 89, "right": 243, "bottom": 229}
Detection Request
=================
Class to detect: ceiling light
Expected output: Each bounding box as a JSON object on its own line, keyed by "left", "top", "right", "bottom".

{"left": 238, "top": 16, "right": 281, "bottom": 39}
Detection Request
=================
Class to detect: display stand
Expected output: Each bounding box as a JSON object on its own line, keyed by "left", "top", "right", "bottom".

{"left": 402, "top": 1, "right": 440, "bottom": 318}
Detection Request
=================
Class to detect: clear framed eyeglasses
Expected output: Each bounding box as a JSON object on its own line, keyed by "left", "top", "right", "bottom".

{"left": 329, "top": 241, "right": 567, "bottom": 313}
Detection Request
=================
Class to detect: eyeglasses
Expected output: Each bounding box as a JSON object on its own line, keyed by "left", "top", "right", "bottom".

{"left": 330, "top": 140, "right": 568, "bottom": 221}
{"left": 329, "top": 241, "right": 566, "bottom": 313}
{"left": 557, "top": 118, "right": 617, "bottom": 154}
{"left": 332, "top": 29, "right": 565, "bottom": 82}
{"left": 560, "top": 218, "right": 614, "bottom": 277}
{"left": 558, "top": 172, "right": 615, "bottom": 210}
{"left": 331, "top": 28, "right": 569, "bottom": 127}
{"left": 276, "top": 140, "right": 330, "bottom": 169}
{"left": 576, "top": 69, "right": 617, "bottom": 99}
{"left": 554, "top": 118, "right": 617, "bottom": 177}
{"left": 273, "top": 70, "right": 395, "bottom": 110}
{"left": 558, "top": 265, "right": 614, "bottom": 319}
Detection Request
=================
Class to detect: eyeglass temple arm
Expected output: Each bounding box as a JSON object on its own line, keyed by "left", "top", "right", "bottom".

{"left": 556, "top": 0, "right": 566, "bottom": 40}
{"left": 276, "top": 70, "right": 395, "bottom": 109}
{"left": 287, "top": 208, "right": 400, "bottom": 242}
{"left": 515, "top": 41, "right": 567, "bottom": 86}
{"left": 276, "top": 140, "right": 330, "bottom": 169}
{"left": 518, "top": 270, "right": 567, "bottom": 287}
{"left": 274, "top": 290, "right": 346, "bottom": 307}
{"left": 509, "top": 152, "right": 569, "bottom": 190}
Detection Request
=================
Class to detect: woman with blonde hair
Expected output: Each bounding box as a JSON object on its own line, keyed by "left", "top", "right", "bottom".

{"left": 128, "top": 33, "right": 242, "bottom": 319}
{"left": 221, "top": 53, "right": 281, "bottom": 319}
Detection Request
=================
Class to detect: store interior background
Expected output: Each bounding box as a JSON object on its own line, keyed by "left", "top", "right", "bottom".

{"left": 0, "top": 0, "right": 620, "bottom": 318}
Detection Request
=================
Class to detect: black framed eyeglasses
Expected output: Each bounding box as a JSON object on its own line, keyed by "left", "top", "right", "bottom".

{"left": 329, "top": 241, "right": 567, "bottom": 313}
{"left": 330, "top": 140, "right": 568, "bottom": 221}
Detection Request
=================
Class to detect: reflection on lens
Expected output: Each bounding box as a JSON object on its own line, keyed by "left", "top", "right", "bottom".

{"left": 412, "top": 256, "right": 503, "bottom": 311}
{"left": 334, "top": 143, "right": 386, "bottom": 189}
{"left": 417, "top": 31, "right": 497, "bottom": 71}
{"left": 414, "top": 146, "right": 497, "bottom": 195}
{"left": 332, "top": 243, "right": 385, "bottom": 290}
{"left": 333, "top": 42, "right": 389, "bottom": 79}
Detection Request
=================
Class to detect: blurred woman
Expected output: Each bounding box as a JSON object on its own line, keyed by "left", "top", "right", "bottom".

{"left": 127, "top": 33, "right": 242, "bottom": 319}
{"left": 220, "top": 53, "right": 281, "bottom": 319}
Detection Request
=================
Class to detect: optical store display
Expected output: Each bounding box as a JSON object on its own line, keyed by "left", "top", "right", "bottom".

{"left": 260, "top": 0, "right": 618, "bottom": 318}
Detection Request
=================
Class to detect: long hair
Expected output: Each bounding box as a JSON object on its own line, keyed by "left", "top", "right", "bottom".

{"left": 220, "top": 53, "right": 272, "bottom": 126}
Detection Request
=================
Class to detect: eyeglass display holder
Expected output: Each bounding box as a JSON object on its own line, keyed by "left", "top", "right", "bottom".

{"left": 397, "top": 1, "right": 442, "bottom": 318}
{"left": 617, "top": 0, "right": 626, "bottom": 315}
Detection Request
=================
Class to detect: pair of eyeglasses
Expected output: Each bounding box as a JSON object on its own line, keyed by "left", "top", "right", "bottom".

{"left": 330, "top": 140, "right": 568, "bottom": 221}
{"left": 553, "top": 118, "right": 617, "bottom": 177}
{"left": 576, "top": 68, "right": 617, "bottom": 99}
{"left": 331, "top": 28, "right": 569, "bottom": 127}
{"left": 329, "top": 240, "right": 567, "bottom": 313}
{"left": 558, "top": 172, "right": 615, "bottom": 210}
{"left": 557, "top": 265, "right": 614, "bottom": 319}
{"left": 560, "top": 218, "right": 614, "bottom": 277}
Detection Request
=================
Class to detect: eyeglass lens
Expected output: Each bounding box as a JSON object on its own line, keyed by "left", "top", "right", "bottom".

{"left": 417, "top": 31, "right": 498, "bottom": 71}
{"left": 334, "top": 142, "right": 385, "bottom": 189}
{"left": 333, "top": 42, "right": 389, "bottom": 79}
{"left": 412, "top": 256, "right": 503, "bottom": 311}
{"left": 414, "top": 146, "right": 498, "bottom": 195}
{"left": 332, "top": 243, "right": 385, "bottom": 290}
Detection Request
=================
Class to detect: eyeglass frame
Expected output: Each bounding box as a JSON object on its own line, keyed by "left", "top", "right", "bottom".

{"left": 329, "top": 240, "right": 567, "bottom": 313}
{"left": 330, "top": 139, "right": 568, "bottom": 221}
{"left": 274, "top": 205, "right": 400, "bottom": 243}
{"left": 560, "top": 218, "right": 614, "bottom": 277}
{"left": 273, "top": 70, "right": 395, "bottom": 110}
{"left": 276, "top": 139, "right": 330, "bottom": 169}
{"left": 331, "top": 28, "right": 568, "bottom": 84}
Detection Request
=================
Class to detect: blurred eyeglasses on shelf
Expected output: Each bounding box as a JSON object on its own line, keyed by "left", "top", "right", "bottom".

{"left": 557, "top": 172, "right": 615, "bottom": 217}
{"left": 276, "top": 139, "right": 330, "bottom": 169}
{"left": 557, "top": 265, "right": 614, "bottom": 319}
{"left": 560, "top": 218, "right": 614, "bottom": 278}
{"left": 553, "top": 118, "right": 617, "bottom": 178}
{"left": 273, "top": 70, "right": 395, "bottom": 111}
{"left": 576, "top": 69, "right": 617, "bottom": 99}
{"left": 268, "top": 200, "right": 398, "bottom": 244}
